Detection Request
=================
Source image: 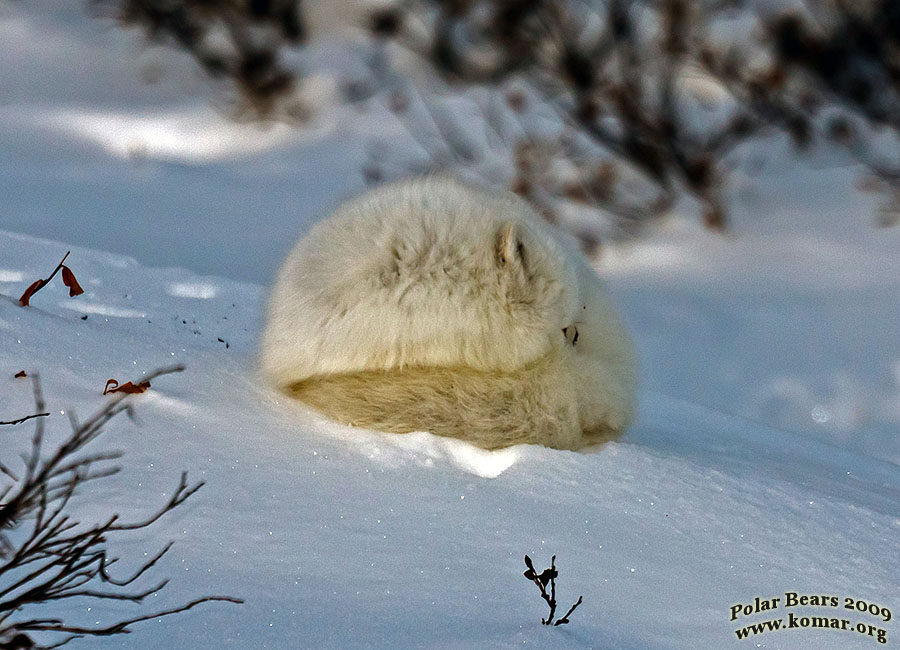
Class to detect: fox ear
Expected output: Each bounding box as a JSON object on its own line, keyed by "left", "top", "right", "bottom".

{"left": 494, "top": 223, "right": 527, "bottom": 270}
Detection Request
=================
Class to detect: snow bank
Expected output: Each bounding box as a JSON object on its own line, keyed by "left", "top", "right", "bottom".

{"left": 1, "top": 231, "right": 896, "bottom": 650}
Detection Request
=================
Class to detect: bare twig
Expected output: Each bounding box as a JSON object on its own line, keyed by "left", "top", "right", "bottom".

{"left": 523, "top": 554, "right": 582, "bottom": 626}
{"left": 10, "top": 595, "right": 244, "bottom": 636}
{"left": 0, "top": 366, "right": 240, "bottom": 647}
{"left": 0, "top": 414, "right": 49, "bottom": 427}
{"left": 18, "top": 252, "right": 77, "bottom": 307}
{"left": 554, "top": 595, "right": 583, "bottom": 626}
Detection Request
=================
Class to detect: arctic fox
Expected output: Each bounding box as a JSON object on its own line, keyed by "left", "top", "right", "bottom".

{"left": 261, "top": 177, "right": 636, "bottom": 449}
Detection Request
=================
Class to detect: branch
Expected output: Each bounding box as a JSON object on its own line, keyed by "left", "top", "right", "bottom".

{"left": 18, "top": 252, "right": 79, "bottom": 307}
{"left": 0, "top": 414, "right": 49, "bottom": 427}
{"left": 554, "top": 595, "right": 583, "bottom": 626}
{"left": 12, "top": 595, "right": 243, "bottom": 638}
{"left": 523, "top": 554, "right": 582, "bottom": 626}
{"left": 0, "top": 367, "right": 240, "bottom": 647}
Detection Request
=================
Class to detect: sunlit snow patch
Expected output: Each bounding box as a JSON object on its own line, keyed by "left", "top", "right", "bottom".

{"left": 0, "top": 269, "right": 24, "bottom": 282}
{"left": 140, "top": 390, "right": 197, "bottom": 416}
{"left": 35, "top": 108, "right": 298, "bottom": 164}
{"left": 167, "top": 282, "right": 218, "bottom": 299}
{"left": 267, "top": 392, "right": 513, "bottom": 478}
{"left": 352, "top": 429, "right": 518, "bottom": 478}
{"left": 433, "top": 437, "right": 518, "bottom": 478}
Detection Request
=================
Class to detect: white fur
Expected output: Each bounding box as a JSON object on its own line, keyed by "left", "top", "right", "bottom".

{"left": 261, "top": 177, "right": 636, "bottom": 449}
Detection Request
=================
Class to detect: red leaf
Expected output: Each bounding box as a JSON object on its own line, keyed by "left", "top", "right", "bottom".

{"left": 14, "top": 370, "right": 26, "bottom": 378}
{"left": 19, "top": 280, "right": 44, "bottom": 306}
{"left": 116, "top": 381, "right": 150, "bottom": 394}
{"left": 61, "top": 265, "right": 84, "bottom": 297}
{"left": 104, "top": 378, "right": 151, "bottom": 395}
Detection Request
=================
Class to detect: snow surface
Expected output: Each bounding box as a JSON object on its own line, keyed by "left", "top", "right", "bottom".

{"left": 1, "top": 230, "right": 898, "bottom": 650}
{"left": 1, "top": 1, "right": 899, "bottom": 648}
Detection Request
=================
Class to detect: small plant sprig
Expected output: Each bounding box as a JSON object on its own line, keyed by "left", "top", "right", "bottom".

{"left": 18, "top": 251, "right": 83, "bottom": 307}
{"left": 523, "top": 555, "right": 583, "bottom": 626}
{"left": 0, "top": 366, "right": 242, "bottom": 649}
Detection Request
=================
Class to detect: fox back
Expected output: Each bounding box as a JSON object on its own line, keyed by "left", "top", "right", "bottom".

{"left": 261, "top": 177, "right": 636, "bottom": 449}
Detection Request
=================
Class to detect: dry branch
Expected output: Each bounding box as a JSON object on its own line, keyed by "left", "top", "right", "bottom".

{"left": 18, "top": 252, "right": 83, "bottom": 307}
{"left": 82, "top": 0, "right": 900, "bottom": 235}
{"left": 0, "top": 415, "right": 48, "bottom": 428}
{"left": 0, "top": 366, "right": 241, "bottom": 649}
{"left": 523, "top": 554, "right": 583, "bottom": 626}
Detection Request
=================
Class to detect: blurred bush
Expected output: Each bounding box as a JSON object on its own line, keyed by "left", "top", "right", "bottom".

{"left": 92, "top": 0, "right": 900, "bottom": 241}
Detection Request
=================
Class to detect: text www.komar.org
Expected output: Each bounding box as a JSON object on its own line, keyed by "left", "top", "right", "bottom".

{"left": 731, "top": 592, "right": 892, "bottom": 644}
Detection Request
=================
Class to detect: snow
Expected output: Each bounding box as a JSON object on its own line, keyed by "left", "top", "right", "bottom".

{"left": 1, "top": 1, "right": 899, "bottom": 648}
{"left": 2, "top": 230, "right": 898, "bottom": 650}
{"left": 599, "top": 145, "right": 900, "bottom": 464}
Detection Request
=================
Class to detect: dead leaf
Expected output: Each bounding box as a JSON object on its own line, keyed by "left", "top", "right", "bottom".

{"left": 14, "top": 370, "right": 26, "bottom": 378}
{"left": 17, "top": 251, "right": 82, "bottom": 306}
{"left": 104, "top": 378, "right": 151, "bottom": 395}
{"left": 61, "top": 265, "right": 84, "bottom": 297}
{"left": 538, "top": 568, "right": 558, "bottom": 586}
{"left": 19, "top": 280, "right": 44, "bottom": 307}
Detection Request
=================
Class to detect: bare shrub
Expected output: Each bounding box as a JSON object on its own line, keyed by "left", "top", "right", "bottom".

{"left": 523, "top": 554, "right": 583, "bottom": 626}
{"left": 0, "top": 367, "right": 241, "bottom": 649}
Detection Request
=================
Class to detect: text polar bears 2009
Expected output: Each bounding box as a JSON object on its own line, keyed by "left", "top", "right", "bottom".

{"left": 730, "top": 592, "right": 892, "bottom": 644}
